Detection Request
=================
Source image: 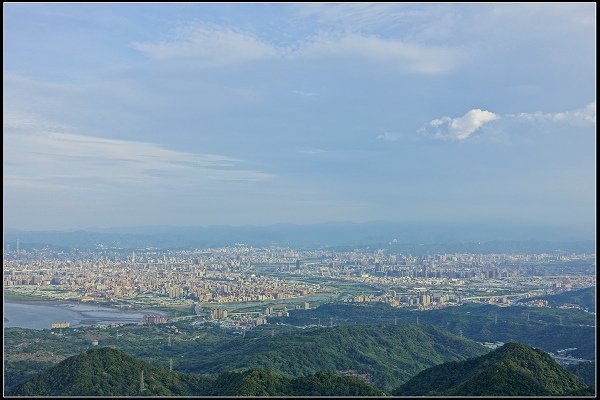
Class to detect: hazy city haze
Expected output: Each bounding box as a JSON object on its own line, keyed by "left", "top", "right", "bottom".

{"left": 4, "top": 3, "right": 596, "bottom": 234}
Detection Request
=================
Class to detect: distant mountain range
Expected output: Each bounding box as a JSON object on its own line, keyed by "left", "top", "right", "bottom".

{"left": 4, "top": 221, "right": 595, "bottom": 251}
{"left": 393, "top": 342, "right": 593, "bottom": 396}
{"left": 9, "top": 343, "right": 593, "bottom": 396}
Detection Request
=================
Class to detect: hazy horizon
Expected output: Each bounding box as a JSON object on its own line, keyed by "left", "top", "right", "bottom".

{"left": 4, "top": 3, "right": 596, "bottom": 233}
{"left": 4, "top": 218, "right": 595, "bottom": 236}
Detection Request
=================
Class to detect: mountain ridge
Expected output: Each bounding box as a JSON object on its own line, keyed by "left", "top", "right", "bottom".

{"left": 8, "top": 347, "right": 386, "bottom": 396}
{"left": 392, "top": 342, "right": 593, "bottom": 396}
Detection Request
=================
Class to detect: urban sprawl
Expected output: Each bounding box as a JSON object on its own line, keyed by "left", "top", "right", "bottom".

{"left": 4, "top": 246, "right": 595, "bottom": 331}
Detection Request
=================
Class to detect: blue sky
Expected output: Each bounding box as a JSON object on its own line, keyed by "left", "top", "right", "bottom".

{"left": 3, "top": 3, "right": 596, "bottom": 235}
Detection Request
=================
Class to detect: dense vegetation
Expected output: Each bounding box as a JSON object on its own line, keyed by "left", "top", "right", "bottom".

{"left": 8, "top": 348, "right": 385, "bottom": 396}
{"left": 271, "top": 302, "right": 596, "bottom": 359}
{"left": 7, "top": 347, "right": 209, "bottom": 396}
{"left": 6, "top": 300, "right": 594, "bottom": 392}
{"left": 3, "top": 360, "right": 55, "bottom": 390}
{"left": 565, "top": 362, "right": 596, "bottom": 387}
{"left": 393, "top": 342, "right": 593, "bottom": 396}
{"left": 207, "top": 369, "right": 386, "bottom": 396}
{"left": 11, "top": 343, "right": 594, "bottom": 397}
{"left": 5, "top": 323, "right": 486, "bottom": 392}
{"left": 177, "top": 323, "right": 488, "bottom": 390}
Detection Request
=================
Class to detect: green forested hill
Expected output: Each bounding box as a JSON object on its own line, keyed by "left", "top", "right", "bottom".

{"left": 8, "top": 348, "right": 385, "bottom": 397}
{"left": 272, "top": 302, "right": 596, "bottom": 359}
{"left": 566, "top": 361, "right": 596, "bottom": 387}
{"left": 181, "top": 323, "right": 488, "bottom": 390}
{"left": 206, "top": 369, "right": 385, "bottom": 396}
{"left": 6, "top": 324, "right": 486, "bottom": 393}
{"left": 9, "top": 342, "right": 594, "bottom": 397}
{"left": 393, "top": 342, "right": 593, "bottom": 396}
{"left": 7, "top": 301, "right": 593, "bottom": 393}
{"left": 7, "top": 347, "right": 210, "bottom": 396}
{"left": 3, "top": 323, "right": 485, "bottom": 393}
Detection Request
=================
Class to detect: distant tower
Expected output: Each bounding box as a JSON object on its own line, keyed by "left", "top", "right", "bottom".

{"left": 330, "top": 317, "right": 333, "bottom": 327}
{"left": 140, "top": 370, "right": 145, "bottom": 393}
{"left": 168, "top": 336, "right": 171, "bottom": 347}
{"left": 169, "top": 358, "right": 173, "bottom": 372}
{"left": 16, "top": 239, "right": 20, "bottom": 253}
{"left": 527, "top": 313, "right": 530, "bottom": 322}
{"left": 318, "top": 318, "right": 321, "bottom": 326}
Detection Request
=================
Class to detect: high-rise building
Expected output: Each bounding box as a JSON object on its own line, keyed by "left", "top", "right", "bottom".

{"left": 211, "top": 308, "right": 228, "bottom": 319}
{"left": 145, "top": 314, "right": 167, "bottom": 324}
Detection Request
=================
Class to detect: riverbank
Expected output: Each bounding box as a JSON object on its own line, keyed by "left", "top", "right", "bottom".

{"left": 3, "top": 300, "right": 167, "bottom": 330}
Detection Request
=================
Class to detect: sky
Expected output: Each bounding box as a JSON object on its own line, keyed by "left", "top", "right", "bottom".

{"left": 3, "top": 3, "right": 596, "bottom": 235}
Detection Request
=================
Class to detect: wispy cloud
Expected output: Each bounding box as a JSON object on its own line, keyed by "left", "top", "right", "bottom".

{"left": 420, "top": 102, "right": 595, "bottom": 141}
{"left": 376, "top": 131, "right": 405, "bottom": 142}
{"left": 297, "top": 33, "right": 460, "bottom": 75}
{"left": 131, "top": 25, "right": 278, "bottom": 66}
{"left": 4, "top": 114, "right": 274, "bottom": 191}
{"left": 419, "top": 109, "right": 499, "bottom": 141}
{"left": 292, "top": 90, "right": 318, "bottom": 97}
{"left": 299, "top": 148, "right": 327, "bottom": 155}
{"left": 132, "top": 23, "right": 461, "bottom": 75}
{"left": 507, "top": 101, "right": 596, "bottom": 125}
{"left": 293, "top": 3, "right": 441, "bottom": 36}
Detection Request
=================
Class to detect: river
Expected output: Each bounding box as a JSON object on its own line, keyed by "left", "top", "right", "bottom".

{"left": 3, "top": 301, "right": 165, "bottom": 330}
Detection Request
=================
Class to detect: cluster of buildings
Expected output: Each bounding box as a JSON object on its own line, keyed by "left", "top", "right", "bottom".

{"left": 348, "top": 290, "right": 461, "bottom": 309}
{"left": 145, "top": 314, "right": 168, "bottom": 324}
{"left": 3, "top": 246, "right": 595, "bottom": 329}
{"left": 3, "top": 247, "right": 321, "bottom": 305}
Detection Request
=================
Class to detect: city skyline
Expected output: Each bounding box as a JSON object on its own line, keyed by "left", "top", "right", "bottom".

{"left": 4, "top": 3, "right": 596, "bottom": 233}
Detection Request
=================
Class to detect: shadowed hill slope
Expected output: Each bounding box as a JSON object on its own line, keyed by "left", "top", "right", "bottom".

{"left": 8, "top": 347, "right": 386, "bottom": 396}
{"left": 393, "top": 342, "right": 593, "bottom": 396}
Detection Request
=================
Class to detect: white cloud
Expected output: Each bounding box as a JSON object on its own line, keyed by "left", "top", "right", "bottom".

{"left": 132, "top": 24, "right": 460, "bottom": 74}
{"left": 4, "top": 114, "right": 274, "bottom": 191}
{"left": 420, "top": 102, "right": 596, "bottom": 141}
{"left": 508, "top": 102, "right": 596, "bottom": 125}
{"left": 420, "top": 109, "right": 499, "bottom": 141}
